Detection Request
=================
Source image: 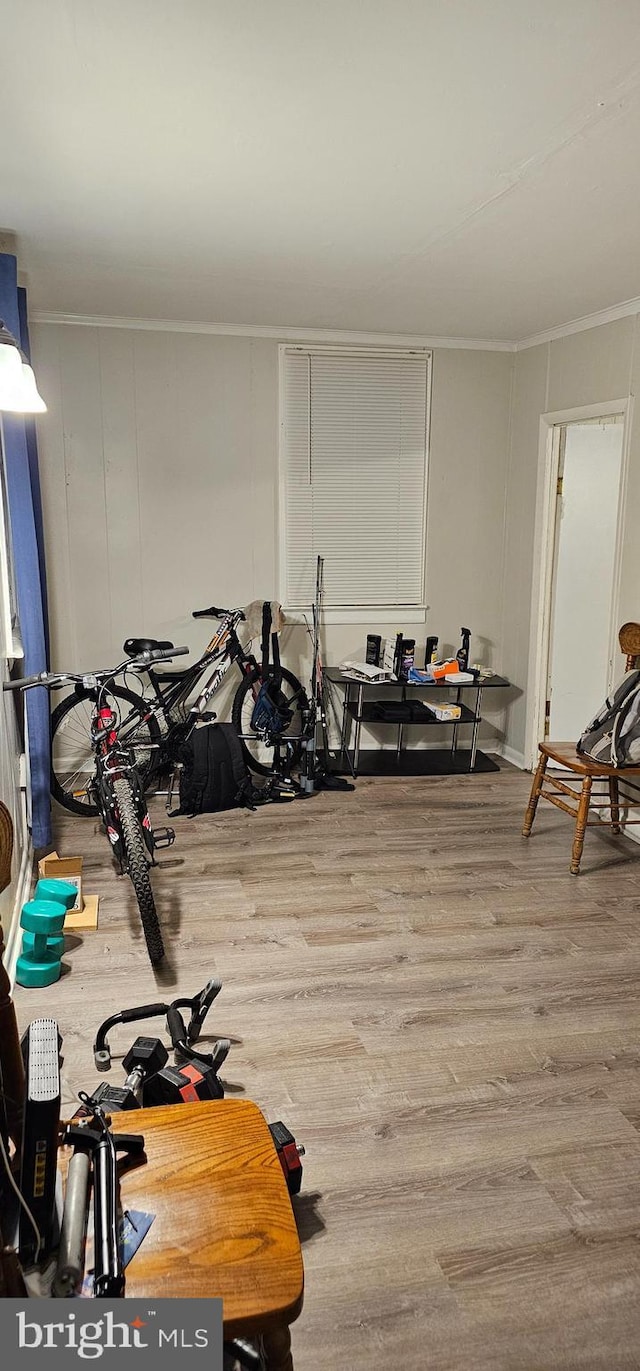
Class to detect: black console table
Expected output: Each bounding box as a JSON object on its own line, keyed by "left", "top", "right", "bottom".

{"left": 326, "top": 668, "right": 511, "bottom": 778}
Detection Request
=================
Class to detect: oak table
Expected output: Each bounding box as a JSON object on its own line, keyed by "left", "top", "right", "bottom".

{"left": 107, "top": 1099, "right": 304, "bottom": 1370}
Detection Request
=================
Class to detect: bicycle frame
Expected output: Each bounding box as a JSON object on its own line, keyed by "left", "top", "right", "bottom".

{"left": 89, "top": 700, "right": 154, "bottom": 870}
{"left": 46, "top": 611, "right": 306, "bottom": 817}
{"left": 117, "top": 613, "right": 259, "bottom": 744}
{"left": 7, "top": 643, "right": 187, "bottom": 966}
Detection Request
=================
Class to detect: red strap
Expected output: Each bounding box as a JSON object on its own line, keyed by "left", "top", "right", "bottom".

{"left": 178, "top": 1064, "right": 202, "bottom": 1103}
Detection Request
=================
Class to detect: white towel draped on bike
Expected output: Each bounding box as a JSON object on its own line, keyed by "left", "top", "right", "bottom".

{"left": 242, "top": 600, "right": 286, "bottom": 641}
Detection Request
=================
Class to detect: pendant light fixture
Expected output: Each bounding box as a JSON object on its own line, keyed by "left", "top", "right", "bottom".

{"left": 0, "top": 319, "right": 47, "bottom": 413}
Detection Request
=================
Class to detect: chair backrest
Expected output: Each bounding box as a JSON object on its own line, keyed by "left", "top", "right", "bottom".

{"left": 619, "top": 622, "right": 640, "bottom": 671}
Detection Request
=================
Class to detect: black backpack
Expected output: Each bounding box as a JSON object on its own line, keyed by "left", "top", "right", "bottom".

{"left": 173, "top": 722, "right": 255, "bottom": 816}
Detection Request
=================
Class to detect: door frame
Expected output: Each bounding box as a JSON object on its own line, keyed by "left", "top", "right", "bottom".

{"left": 524, "top": 397, "right": 633, "bottom": 771}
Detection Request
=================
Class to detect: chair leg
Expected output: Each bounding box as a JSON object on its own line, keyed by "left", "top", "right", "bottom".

{"left": 522, "top": 752, "right": 548, "bottom": 836}
{"left": 609, "top": 776, "right": 621, "bottom": 834}
{"left": 262, "top": 1323, "right": 294, "bottom": 1371}
{"left": 570, "top": 776, "right": 592, "bottom": 874}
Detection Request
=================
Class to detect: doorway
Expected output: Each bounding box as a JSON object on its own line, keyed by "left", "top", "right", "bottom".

{"left": 546, "top": 416, "right": 624, "bottom": 742}
{"left": 525, "top": 398, "right": 631, "bottom": 770}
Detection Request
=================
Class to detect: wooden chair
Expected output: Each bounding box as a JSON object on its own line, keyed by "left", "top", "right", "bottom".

{"left": 522, "top": 624, "right": 640, "bottom": 874}
{"left": 620, "top": 620, "right": 640, "bottom": 671}
{"left": 74, "top": 1100, "right": 304, "bottom": 1370}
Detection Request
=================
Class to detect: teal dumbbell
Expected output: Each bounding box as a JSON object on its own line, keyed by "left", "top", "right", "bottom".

{"left": 16, "top": 880, "right": 78, "bottom": 989}
{"left": 30, "top": 878, "right": 78, "bottom": 957}
{"left": 35, "top": 878, "right": 79, "bottom": 917}
{"left": 22, "top": 877, "right": 79, "bottom": 960}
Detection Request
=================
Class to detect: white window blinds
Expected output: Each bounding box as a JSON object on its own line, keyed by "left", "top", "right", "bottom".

{"left": 281, "top": 348, "right": 431, "bottom": 610}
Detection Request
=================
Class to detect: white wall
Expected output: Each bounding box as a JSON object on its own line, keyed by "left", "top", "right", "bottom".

{"left": 31, "top": 327, "right": 279, "bottom": 670}
{"left": 0, "top": 545, "right": 30, "bottom": 968}
{"left": 31, "top": 324, "right": 514, "bottom": 752}
{"left": 502, "top": 313, "right": 640, "bottom": 762}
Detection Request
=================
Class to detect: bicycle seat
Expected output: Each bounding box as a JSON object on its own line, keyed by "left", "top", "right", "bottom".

{"left": 123, "top": 637, "right": 174, "bottom": 658}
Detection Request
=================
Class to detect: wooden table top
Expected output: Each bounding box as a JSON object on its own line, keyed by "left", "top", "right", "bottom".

{"left": 102, "top": 1099, "right": 303, "bottom": 1335}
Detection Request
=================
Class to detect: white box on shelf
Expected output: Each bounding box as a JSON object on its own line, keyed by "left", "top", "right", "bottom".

{"left": 425, "top": 702, "right": 462, "bottom": 722}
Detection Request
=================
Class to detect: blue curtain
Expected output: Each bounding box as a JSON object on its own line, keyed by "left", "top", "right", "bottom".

{"left": 17, "top": 287, "right": 50, "bottom": 666}
{"left": 0, "top": 253, "right": 51, "bottom": 848}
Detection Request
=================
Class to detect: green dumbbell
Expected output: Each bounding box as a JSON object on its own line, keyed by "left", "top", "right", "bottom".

{"left": 20, "top": 930, "right": 65, "bottom": 958}
{"left": 16, "top": 881, "right": 77, "bottom": 988}
{"left": 24, "top": 879, "right": 79, "bottom": 958}
{"left": 35, "top": 878, "right": 78, "bottom": 910}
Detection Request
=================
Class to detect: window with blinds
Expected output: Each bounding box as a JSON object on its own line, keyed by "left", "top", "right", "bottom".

{"left": 280, "top": 347, "right": 431, "bottom": 611}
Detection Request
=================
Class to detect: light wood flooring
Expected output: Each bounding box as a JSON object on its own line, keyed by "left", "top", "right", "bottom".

{"left": 13, "top": 764, "right": 640, "bottom": 1369}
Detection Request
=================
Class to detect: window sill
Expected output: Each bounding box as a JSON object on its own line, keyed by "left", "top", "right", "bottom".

{"left": 284, "top": 607, "right": 428, "bottom": 627}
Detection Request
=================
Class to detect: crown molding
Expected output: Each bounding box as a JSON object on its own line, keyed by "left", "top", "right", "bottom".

{"left": 32, "top": 294, "right": 640, "bottom": 353}
{"left": 28, "top": 310, "right": 517, "bottom": 352}
{"left": 516, "top": 293, "right": 640, "bottom": 351}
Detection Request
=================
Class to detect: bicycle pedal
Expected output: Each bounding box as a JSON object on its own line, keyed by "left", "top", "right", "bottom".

{"left": 152, "top": 826, "right": 176, "bottom": 849}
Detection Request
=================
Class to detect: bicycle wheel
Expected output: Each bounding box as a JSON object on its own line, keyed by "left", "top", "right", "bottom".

{"left": 113, "top": 777, "right": 164, "bottom": 966}
{"left": 231, "top": 668, "right": 307, "bottom": 776}
{"left": 50, "top": 685, "right": 162, "bottom": 818}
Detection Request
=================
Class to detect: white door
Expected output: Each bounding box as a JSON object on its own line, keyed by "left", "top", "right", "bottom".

{"left": 546, "top": 417, "right": 624, "bottom": 742}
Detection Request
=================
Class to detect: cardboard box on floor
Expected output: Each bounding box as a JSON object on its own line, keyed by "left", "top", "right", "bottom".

{"left": 37, "top": 852, "right": 99, "bottom": 930}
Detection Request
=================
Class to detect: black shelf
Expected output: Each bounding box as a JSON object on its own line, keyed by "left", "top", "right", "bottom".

{"left": 346, "top": 701, "right": 478, "bottom": 726}
{"left": 328, "top": 667, "right": 511, "bottom": 779}
{"left": 334, "top": 748, "right": 500, "bottom": 777}
{"left": 326, "top": 669, "right": 510, "bottom": 690}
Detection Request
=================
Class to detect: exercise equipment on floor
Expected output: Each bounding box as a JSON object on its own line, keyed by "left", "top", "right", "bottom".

{"left": 85, "top": 979, "right": 229, "bottom": 1112}
{"left": 16, "top": 878, "right": 77, "bottom": 988}
{"left": 18, "top": 1018, "right": 62, "bottom": 1263}
{"left": 56, "top": 1105, "right": 145, "bottom": 1297}
{"left": 87, "top": 979, "right": 304, "bottom": 1194}
{"left": 88, "top": 1035, "right": 170, "bottom": 1112}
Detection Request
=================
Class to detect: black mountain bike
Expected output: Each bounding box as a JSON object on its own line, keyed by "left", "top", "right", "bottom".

{"left": 50, "top": 604, "right": 307, "bottom": 818}
{"left": 6, "top": 644, "right": 187, "bottom": 965}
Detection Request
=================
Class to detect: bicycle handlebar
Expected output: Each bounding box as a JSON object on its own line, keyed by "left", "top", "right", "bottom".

{"left": 3, "top": 671, "right": 51, "bottom": 690}
{"left": 192, "top": 605, "right": 225, "bottom": 619}
{"left": 192, "top": 605, "right": 245, "bottom": 622}
{"left": 3, "top": 646, "right": 189, "bottom": 693}
{"left": 137, "top": 645, "right": 189, "bottom": 665}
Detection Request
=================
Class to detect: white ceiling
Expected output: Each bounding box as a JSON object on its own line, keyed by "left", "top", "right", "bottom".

{"left": 2, "top": 0, "right": 640, "bottom": 342}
